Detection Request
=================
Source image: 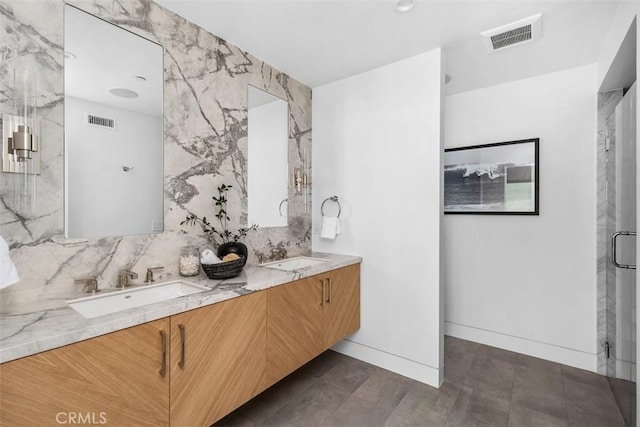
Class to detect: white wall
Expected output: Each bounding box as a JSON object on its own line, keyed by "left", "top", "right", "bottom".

{"left": 597, "top": 6, "right": 638, "bottom": 91}
{"left": 444, "top": 64, "right": 598, "bottom": 371}
{"left": 65, "top": 96, "right": 163, "bottom": 238}
{"left": 313, "top": 49, "right": 444, "bottom": 386}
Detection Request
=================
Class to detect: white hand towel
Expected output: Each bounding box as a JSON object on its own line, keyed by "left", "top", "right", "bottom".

{"left": 320, "top": 216, "right": 341, "bottom": 240}
{"left": 200, "top": 248, "right": 222, "bottom": 265}
{"left": 0, "top": 236, "right": 19, "bottom": 289}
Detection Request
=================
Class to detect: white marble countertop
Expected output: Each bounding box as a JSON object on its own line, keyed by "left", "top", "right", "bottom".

{"left": 0, "top": 252, "right": 361, "bottom": 364}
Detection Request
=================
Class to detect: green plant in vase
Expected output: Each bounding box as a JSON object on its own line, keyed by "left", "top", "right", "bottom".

{"left": 181, "top": 184, "right": 258, "bottom": 265}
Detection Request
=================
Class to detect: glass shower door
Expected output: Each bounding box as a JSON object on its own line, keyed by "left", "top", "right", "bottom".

{"left": 613, "top": 84, "right": 637, "bottom": 382}
{"left": 609, "top": 83, "right": 637, "bottom": 426}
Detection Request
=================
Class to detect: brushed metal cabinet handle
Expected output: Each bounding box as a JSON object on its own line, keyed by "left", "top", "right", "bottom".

{"left": 178, "top": 324, "right": 186, "bottom": 369}
{"left": 328, "top": 278, "right": 333, "bottom": 303}
{"left": 324, "top": 278, "right": 330, "bottom": 303}
{"left": 159, "top": 330, "right": 167, "bottom": 377}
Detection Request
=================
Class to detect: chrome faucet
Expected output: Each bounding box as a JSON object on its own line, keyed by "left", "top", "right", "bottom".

{"left": 74, "top": 276, "right": 99, "bottom": 295}
{"left": 118, "top": 270, "right": 138, "bottom": 289}
{"left": 145, "top": 266, "right": 164, "bottom": 284}
{"left": 272, "top": 248, "right": 287, "bottom": 261}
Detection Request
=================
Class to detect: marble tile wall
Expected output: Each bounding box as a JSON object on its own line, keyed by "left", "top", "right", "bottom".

{"left": 596, "top": 89, "right": 623, "bottom": 375}
{"left": 0, "top": 0, "right": 312, "bottom": 314}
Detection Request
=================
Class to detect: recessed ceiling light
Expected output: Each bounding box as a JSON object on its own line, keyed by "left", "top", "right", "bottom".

{"left": 64, "top": 51, "right": 77, "bottom": 60}
{"left": 396, "top": 0, "right": 414, "bottom": 13}
{"left": 134, "top": 75, "right": 147, "bottom": 82}
{"left": 109, "top": 88, "right": 139, "bottom": 99}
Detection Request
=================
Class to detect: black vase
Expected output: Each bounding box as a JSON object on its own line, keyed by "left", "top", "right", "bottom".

{"left": 217, "top": 242, "right": 248, "bottom": 267}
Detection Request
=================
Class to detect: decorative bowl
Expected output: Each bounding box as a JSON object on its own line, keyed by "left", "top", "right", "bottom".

{"left": 202, "top": 256, "right": 245, "bottom": 280}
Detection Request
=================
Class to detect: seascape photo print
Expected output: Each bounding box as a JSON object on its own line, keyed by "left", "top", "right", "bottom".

{"left": 444, "top": 139, "right": 539, "bottom": 214}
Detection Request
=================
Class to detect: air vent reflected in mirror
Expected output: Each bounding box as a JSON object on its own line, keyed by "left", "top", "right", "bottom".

{"left": 86, "top": 113, "right": 116, "bottom": 129}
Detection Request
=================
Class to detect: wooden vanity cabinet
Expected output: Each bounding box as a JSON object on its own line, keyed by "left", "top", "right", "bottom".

{"left": 266, "top": 263, "right": 360, "bottom": 384}
{"left": 266, "top": 275, "right": 324, "bottom": 384}
{"left": 322, "top": 264, "right": 361, "bottom": 349}
{"left": 0, "top": 318, "right": 170, "bottom": 427}
{"left": 0, "top": 292, "right": 267, "bottom": 427}
{"left": 0, "top": 263, "right": 359, "bottom": 426}
{"left": 169, "top": 291, "right": 267, "bottom": 426}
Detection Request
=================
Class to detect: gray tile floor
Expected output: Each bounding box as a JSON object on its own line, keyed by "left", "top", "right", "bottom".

{"left": 214, "top": 336, "right": 631, "bottom": 426}
{"left": 609, "top": 376, "right": 636, "bottom": 426}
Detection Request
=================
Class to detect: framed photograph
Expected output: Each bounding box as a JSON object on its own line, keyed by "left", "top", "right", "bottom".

{"left": 444, "top": 138, "right": 539, "bottom": 215}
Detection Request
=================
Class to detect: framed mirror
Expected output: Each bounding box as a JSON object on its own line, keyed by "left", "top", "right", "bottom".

{"left": 247, "top": 85, "right": 289, "bottom": 228}
{"left": 64, "top": 5, "right": 164, "bottom": 238}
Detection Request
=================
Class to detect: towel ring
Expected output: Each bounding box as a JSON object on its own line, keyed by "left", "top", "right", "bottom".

{"left": 278, "top": 198, "right": 288, "bottom": 217}
{"left": 321, "top": 196, "right": 341, "bottom": 218}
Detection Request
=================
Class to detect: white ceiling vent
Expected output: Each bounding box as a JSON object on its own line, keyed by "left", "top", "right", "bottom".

{"left": 481, "top": 13, "right": 542, "bottom": 53}
{"left": 86, "top": 113, "right": 116, "bottom": 130}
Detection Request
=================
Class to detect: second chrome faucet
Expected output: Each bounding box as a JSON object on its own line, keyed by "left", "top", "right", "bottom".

{"left": 145, "top": 266, "right": 164, "bottom": 284}
{"left": 116, "top": 266, "right": 165, "bottom": 289}
{"left": 118, "top": 270, "right": 138, "bottom": 289}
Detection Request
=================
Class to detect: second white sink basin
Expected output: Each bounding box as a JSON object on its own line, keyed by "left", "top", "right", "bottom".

{"left": 66, "top": 280, "right": 209, "bottom": 319}
{"left": 260, "top": 256, "right": 328, "bottom": 271}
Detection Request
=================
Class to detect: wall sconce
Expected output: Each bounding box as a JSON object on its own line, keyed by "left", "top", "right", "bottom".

{"left": 2, "top": 115, "right": 40, "bottom": 174}
{"left": 2, "top": 69, "right": 39, "bottom": 217}
{"left": 293, "top": 147, "right": 311, "bottom": 213}
{"left": 293, "top": 167, "right": 307, "bottom": 194}
{"left": 2, "top": 69, "right": 40, "bottom": 175}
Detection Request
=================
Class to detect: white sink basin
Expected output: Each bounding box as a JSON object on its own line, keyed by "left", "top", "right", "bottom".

{"left": 66, "top": 280, "right": 209, "bottom": 319}
{"left": 260, "top": 256, "right": 328, "bottom": 271}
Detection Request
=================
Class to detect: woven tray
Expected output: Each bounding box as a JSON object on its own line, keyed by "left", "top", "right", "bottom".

{"left": 201, "top": 256, "right": 245, "bottom": 280}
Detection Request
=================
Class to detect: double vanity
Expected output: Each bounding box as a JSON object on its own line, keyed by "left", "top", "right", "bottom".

{"left": 0, "top": 253, "right": 361, "bottom": 426}
{"left": 2, "top": 3, "right": 333, "bottom": 426}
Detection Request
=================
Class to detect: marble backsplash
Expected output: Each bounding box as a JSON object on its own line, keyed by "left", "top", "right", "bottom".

{"left": 0, "top": 0, "right": 312, "bottom": 314}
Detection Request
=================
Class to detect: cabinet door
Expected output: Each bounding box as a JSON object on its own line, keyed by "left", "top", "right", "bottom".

{"left": 267, "top": 276, "right": 323, "bottom": 385}
{"left": 323, "top": 264, "right": 361, "bottom": 349}
{"left": 170, "top": 291, "right": 267, "bottom": 426}
{"left": 0, "top": 318, "right": 170, "bottom": 427}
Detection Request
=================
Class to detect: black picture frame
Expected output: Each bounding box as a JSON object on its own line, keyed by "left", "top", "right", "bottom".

{"left": 444, "top": 138, "right": 539, "bottom": 215}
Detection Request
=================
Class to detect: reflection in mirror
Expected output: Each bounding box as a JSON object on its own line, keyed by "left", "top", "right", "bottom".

{"left": 64, "top": 5, "right": 164, "bottom": 238}
{"left": 248, "top": 86, "right": 288, "bottom": 228}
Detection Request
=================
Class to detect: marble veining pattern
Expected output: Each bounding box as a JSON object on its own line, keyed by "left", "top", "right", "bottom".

{"left": 0, "top": 253, "right": 361, "bottom": 364}
{"left": 0, "top": 0, "right": 312, "bottom": 314}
